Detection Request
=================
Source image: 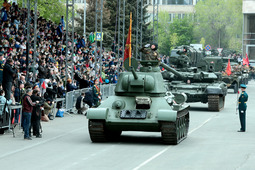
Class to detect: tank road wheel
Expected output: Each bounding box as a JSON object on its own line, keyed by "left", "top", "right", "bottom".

{"left": 160, "top": 110, "right": 189, "bottom": 145}
{"left": 208, "top": 95, "right": 225, "bottom": 111}
{"left": 88, "top": 120, "right": 107, "bottom": 142}
{"left": 233, "top": 83, "right": 238, "bottom": 94}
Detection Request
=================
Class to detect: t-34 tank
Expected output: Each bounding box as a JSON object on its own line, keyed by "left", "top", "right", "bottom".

{"left": 86, "top": 59, "right": 190, "bottom": 145}
{"left": 161, "top": 63, "right": 227, "bottom": 111}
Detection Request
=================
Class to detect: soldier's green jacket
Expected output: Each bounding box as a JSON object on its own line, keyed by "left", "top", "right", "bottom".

{"left": 239, "top": 91, "right": 248, "bottom": 111}
{"left": 140, "top": 47, "right": 159, "bottom": 61}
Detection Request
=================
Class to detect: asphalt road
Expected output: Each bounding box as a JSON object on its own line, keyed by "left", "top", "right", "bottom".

{"left": 0, "top": 81, "right": 255, "bottom": 170}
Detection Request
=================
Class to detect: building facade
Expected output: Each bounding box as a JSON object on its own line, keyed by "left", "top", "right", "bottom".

{"left": 146, "top": 0, "right": 200, "bottom": 22}
{"left": 243, "top": 0, "right": 255, "bottom": 59}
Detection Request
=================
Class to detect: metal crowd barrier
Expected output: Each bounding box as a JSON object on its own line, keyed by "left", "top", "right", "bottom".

{"left": 100, "top": 84, "right": 116, "bottom": 100}
{"left": 64, "top": 84, "right": 116, "bottom": 112}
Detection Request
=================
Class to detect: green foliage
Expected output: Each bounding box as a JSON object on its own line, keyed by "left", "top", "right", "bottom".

{"left": 194, "top": 0, "right": 242, "bottom": 51}
{"left": 157, "top": 11, "right": 194, "bottom": 55}
{"left": 74, "top": 0, "right": 152, "bottom": 48}
{"left": 16, "top": 0, "right": 66, "bottom": 23}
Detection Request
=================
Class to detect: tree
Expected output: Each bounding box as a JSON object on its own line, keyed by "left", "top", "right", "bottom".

{"left": 194, "top": 0, "right": 242, "bottom": 50}
{"left": 157, "top": 11, "right": 194, "bottom": 55}
{"left": 74, "top": 0, "right": 111, "bottom": 47}
{"left": 17, "top": 0, "right": 66, "bottom": 23}
{"left": 74, "top": 0, "right": 151, "bottom": 49}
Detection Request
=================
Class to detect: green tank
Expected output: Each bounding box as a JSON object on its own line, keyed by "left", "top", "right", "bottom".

{"left": 161, "top": 63, "right": 227, "bottom": 111}
{"left": 86, "top": 59, "right": 190, "bottom": 145}
{"left": 197, "top": 56, "right": 248, "bottom": 93}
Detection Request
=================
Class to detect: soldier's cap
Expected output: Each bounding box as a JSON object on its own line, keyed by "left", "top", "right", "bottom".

{"left": 240, "top": 84, "right": 247, "bottom": 88}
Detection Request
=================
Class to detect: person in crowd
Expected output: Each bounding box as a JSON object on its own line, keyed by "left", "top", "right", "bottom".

{"left": 14, "top": 82, "right": 24, "bottom": 124}
{"left": 66, "top": 78, "right": 77, "bottom": 92}
{"left": 57, "top": 81, "right": 65, "bottom": 98}
{"left": 22, "top": 88, "right": 39, "bottom": 140}
{"left": 60, "top": 16, "right": 65, "bottom": 30}
{"left": 42, "top": 98, "right": 54, "bottom": 121}
{"left": 56, "top": 81, "right": 65, "bottom": 109}
{"left": 0, "top": 90, "right": 13, "bottom": 126}
{"left": 75, "top": 92, "right": 89, "bottom": 114}
{"left": 92, "top": 79, "right": 101, "bottom": 107}
{"left": 1, "top": 7, "right": 8, "bottom": 22}
{"left": 30, "top": 89, "right": 44, "bottom": 138}
{"left": 45, "top": 82, "right": 57, "bottom": 100}
{"left": 74, "top": 72, "right": 90, "bottom": 89}
{"left": 2, "top": 58, "right": 17, "bottom": 100}
{"left": 0, "top": 54, "right": 4, "bottom": 84}
{"left": 37, "top": 60, "right": 48, "bottom": 87}
{"left": 3, "top": 0, "right": 11, "bottom": 12}
{"left": 238, "top": 84, "right": 248, "bottom": 132}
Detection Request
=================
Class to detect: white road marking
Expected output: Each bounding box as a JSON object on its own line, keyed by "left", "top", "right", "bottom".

{"left": 132, "top": 116, "right": 215, "bottom": 170}
{"left": 0, "top": 127, "right": 84, "bottom": 159}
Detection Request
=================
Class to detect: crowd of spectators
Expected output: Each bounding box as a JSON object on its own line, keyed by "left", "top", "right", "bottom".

{"left": 0, "top": 1, "right": 121, "bottom": 139}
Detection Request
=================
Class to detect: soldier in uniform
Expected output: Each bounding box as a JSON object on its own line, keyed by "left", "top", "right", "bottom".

{"left": 238, "top": 84, "right": 248, "bottom": 132}
{"left": 140, "top": 43, "right": 160, "bottom": 61}
{"left": 92, "top": 79, "right": 101, "bottom": 107}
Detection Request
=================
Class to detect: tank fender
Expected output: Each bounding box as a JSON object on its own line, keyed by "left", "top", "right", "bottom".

{"left": 86, "top": 108, "right": 109, "bottom": 119}
{"left": 157, "top": 109, "right": 177, "bottom": 121}
{"left": 206, "top": 87, "right": 223, "bottom": 95}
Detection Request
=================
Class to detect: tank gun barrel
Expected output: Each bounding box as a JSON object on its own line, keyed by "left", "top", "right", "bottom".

{"left": 131, "top": 67, "right": 138, "bottom": 80}
{"left": 160, "top": 62, "right": 183, "bottom": 79}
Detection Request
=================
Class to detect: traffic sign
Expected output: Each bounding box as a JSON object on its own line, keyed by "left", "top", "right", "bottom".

{"left": 217, "top": 48, "right": 223, "bottom": 54}
{"left": 205, "top": 45, "right": 211, "bottom": 51}
{"left": 94, "top": 32, "right": 103, "bottom": 41}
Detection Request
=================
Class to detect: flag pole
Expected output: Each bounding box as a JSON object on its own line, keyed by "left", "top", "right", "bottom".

{"left": 129, "top": 12, "right": 132, "bottom": 67}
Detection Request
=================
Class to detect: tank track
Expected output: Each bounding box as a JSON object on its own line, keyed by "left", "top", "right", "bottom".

{"left": 88, "top": 120, "right": 122, "bottom": 142}
{"left": 208, "top": 95, "right": 225, "bottom": 111}
{"left": 88, "top": 120, "right": 107, "bottom": 142}
{"left": 160, "top": 108, "right": 190, "bottom": 145}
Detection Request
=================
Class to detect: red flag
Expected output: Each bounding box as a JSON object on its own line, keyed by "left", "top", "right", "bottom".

{"left": 246, "top": 53, "right": 249, "bottom": 65}
{"left": 124, "top": 13, "right": 132, "bottom": 66}
{"left": 42, "top": 81, "right": 46, "bottom": 89}
{"left": 243, "top": 53, "right": 249, "bottom": 66}
{"left": 99, "top": 77, "right": 103, "bottom": 83}
{"left": 225, "top": 59, "right": 232, "bottom": 76}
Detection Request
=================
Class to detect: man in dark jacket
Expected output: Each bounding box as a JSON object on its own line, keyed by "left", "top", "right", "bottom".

{"left": 22, "top": 89, "right": 39, "bottom": 140}
{"left": 74, "top": 72, "right": 90, "bottom": 89}
{"left": 45, "top": 83, "right": 57, "bottom": 100}
{"left": 31, "top": 89, "right": 44, "bottom": 138}
{"left": 3, "top": 58, "right": 17, "bottom": 100}
{"left": 75, "top": 92, "right": 89, "bottom": 114}
{"left": 37, "top": 60, "right": 48, "bottom": 87}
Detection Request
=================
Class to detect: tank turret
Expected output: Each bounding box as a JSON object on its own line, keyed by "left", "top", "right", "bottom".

{"left": 86, "top": 58, "right": 190, "bottom": 145}
{"left": 160, "top": 62, "right": 219, "bottom": 83}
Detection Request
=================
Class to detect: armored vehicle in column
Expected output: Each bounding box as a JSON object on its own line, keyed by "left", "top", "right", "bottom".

{"left": 197, "top": 56, "right": 248, "bottom": 93}
{"left": 86, "top": 59, "right": 190, "bottom": 145}
{"left": 161, "top": 63, "right": 227, "bottom": 111}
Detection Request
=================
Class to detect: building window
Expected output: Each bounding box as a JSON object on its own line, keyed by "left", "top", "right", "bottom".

{"left": 169, "top": 13, "right": 172, "bottom": 22}
{"left": 178, "top": 14, "right": 182, "bottom": 19}
{"left": 177, "top": 0, "right": 184, "bottom": 4}
{"left": 162, "top": 0, "right": 167, "bottom": 4}
{"left": 168, "top": 0, "right": 176, "bottom": 4}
